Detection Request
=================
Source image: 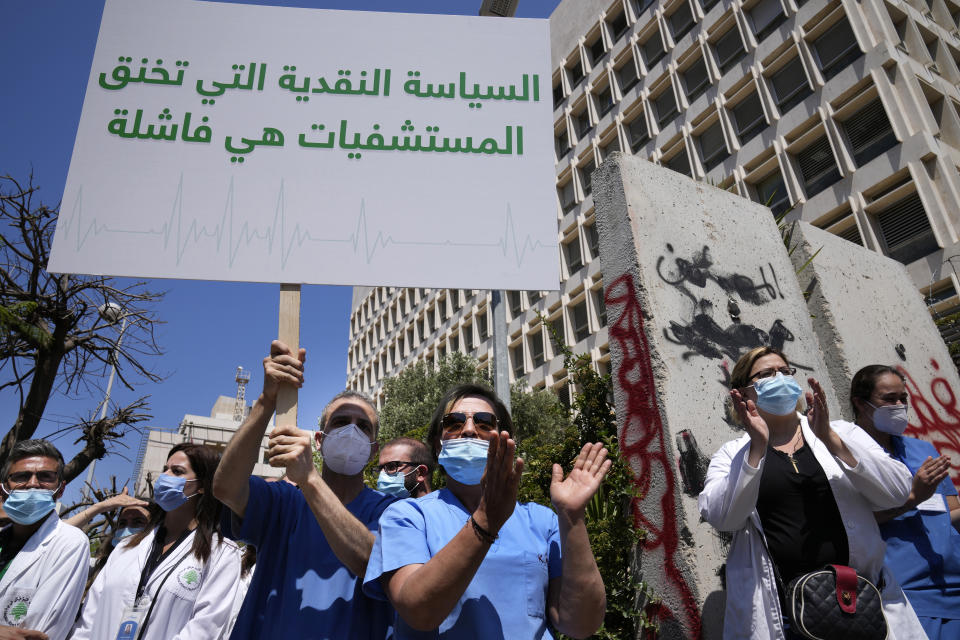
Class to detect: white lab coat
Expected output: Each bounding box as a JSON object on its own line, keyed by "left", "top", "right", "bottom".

{"left": 71, "top": 527, "right": 241, "bottom": 640}
{"left": 698, "top": 417, "right": 927, "bottom": 639}
{"left": 0, "top": 513, "right": 88, "bottom": 639}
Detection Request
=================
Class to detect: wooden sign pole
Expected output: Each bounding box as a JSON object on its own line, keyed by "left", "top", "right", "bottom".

{"left": 276, "top": 283, "right": 301, "bottom": 427}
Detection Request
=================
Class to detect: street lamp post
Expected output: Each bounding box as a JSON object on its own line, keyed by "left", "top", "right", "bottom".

{"left": 82, "top": 302, "right": 128, "bottom": 500}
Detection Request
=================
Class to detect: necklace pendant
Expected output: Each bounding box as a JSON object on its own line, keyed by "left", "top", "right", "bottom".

{"left": 788, "top": 454, "right": 799, "bottom": 474}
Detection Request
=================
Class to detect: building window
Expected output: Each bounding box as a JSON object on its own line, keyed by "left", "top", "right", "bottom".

{"left": 731, "top": 91, "right": 767, "bottom": 144}
{"left": 836, "top": 222, "right": 862, "bottom": 245}
{"left": 841, "top": 98, "right": 898, "bottom": 167}
{"left": 627, "top": 112, "right": 650, "bottom": 151}
{"left": 512, "top": 344, "right": 525, "bottom": 378}
{"left": 617, "top": 57, "right": 641, "bottom": 94}
{"left": 714, "top": 28, "right": 747, "bottom": 75}
{"left": 600, "top": 135, "right": 621, "bottom": 160}
{"left": 530, "top": 331, "right": 545, "bottom": 367}
{"left": 698, "top": 120, "right": 730, "bottom": 171}
{"left": 795, "top": 135, "right": 841, "bottom": 197}
{"left": 876, "top": 193, "right": 939, "bottom": 264}
{"left": 642, "top": 30, "right": 667, "bottom": 67}
{"left": 770, "top": 57, "right": 812, "bottom": 114}
{"left": 507, "top": 290, "right": 523, "bottom": 317}
{"left": 556, "top": 382, "right": 571, "bottom": 409}
{"left": 588, "top": 35, "right": 607, "bottom": 65}
{"left": 573, "top": 108, "right": 593, "bottom": 140}
{"left": 754, "top": 169, "right": 790, "bottom": 214}
{"left": 701, "top": 0, "right": 720, "bottom": 12}
{"left": 669, "top": 1, "right": 696, "bottom": 40}
{"left": 549, "top": 316, "right": 566, "bottom": 350}
{"left": 812, "top": 18, "right": 861, "bottom": 81}
{"left": 654, "top": 88, "right": 680, "bottom": 127}
{"left": 608, "top": 11, "right": 629, "bottom": 42}
{"left": 528, "top": 290, "right": 542, "bottom": 305}
{"left": 748, "top": 0, "right": 787, "bottom": 43}
{"left": 567, "top": 58, "right": 585, "bottom": 87}
{"left": 478, "top": 312, "right": 488, "bottom": 341}
{"left": 586, "top": 222, "right": 600, "bottom": 258}
{"left": 559, "top": 179, "right": 576, "bottom": 213}
{"left": 682, "top": 58, "right": 711, "bottom": 102}
{"left": 594, "top": 288, "right": 608, "bottom": 326}
{"left": 565, "top": 234, "right": 584, "bottom": 273}
{"left": 556, "top": 128, "right": 571, "bottom": 158}
{"left": 572, "top": 301, "right": 591, "bottom": 341}
{"left": 664, "top": 150, "right": 692, "bottom": 176}
{"left": 594, "top": 85, "right": 614, "bottom": 118}
{"left": 553, "top": 81, "right": 564, "bottom": 109}
{"left": 464, "top": 325, "right": 474, "bottom": 352}
{"left": 634, "top": 0, "right": 656, "bottom": 15}
{"left": 580, "top": 158, "right": 596, "bottom": 197}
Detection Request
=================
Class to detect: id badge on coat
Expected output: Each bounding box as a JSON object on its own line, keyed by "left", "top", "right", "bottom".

{"left": 115, "top": 599, "right": 150, "bottom": 640}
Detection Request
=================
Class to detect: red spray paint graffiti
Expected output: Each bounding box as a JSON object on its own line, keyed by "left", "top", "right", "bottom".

{"left": 898, "top": 359, "right": 960, "bottom": 489}
{"left": 606, "top": 273, "right": 703, "bottom": 638}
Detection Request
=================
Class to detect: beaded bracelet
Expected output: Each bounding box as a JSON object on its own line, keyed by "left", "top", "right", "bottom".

{"left": 469, "top": 515, "right": 498, "bottom": 544}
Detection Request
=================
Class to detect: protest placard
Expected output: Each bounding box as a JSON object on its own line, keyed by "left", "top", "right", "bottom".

{"left": 49, "top": 0, "right": 558, "bottom": 291}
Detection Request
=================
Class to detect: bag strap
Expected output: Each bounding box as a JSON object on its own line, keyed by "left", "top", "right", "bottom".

{"left": 829, "top": 564, "right": 859, "bottom": 613}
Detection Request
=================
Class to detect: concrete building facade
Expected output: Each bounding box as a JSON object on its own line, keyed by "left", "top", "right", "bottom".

{"left": 346, "top": 0, "right": 960, "bottom": 405}
{"left": 131, "top": 395, "right": 281, "bottom": 497}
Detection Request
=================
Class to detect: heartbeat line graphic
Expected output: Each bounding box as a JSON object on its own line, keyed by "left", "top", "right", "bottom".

{"left": 58, "top": 176, "right": 551, "bottom": 270}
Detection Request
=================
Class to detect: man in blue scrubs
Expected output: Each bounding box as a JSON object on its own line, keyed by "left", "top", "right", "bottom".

{"left": 213, "top": 339, "right": 395, "bottom": 640}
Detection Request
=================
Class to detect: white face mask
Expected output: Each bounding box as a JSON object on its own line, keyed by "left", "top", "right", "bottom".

{"left": 320, "top": 424, "right": 373, "bottom": 476}
{"left": 867, "top": 402, "right": 909, "bottom": 435}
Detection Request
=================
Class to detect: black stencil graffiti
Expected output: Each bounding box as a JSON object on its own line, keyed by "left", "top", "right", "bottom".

{"left": 676, "top": 430, "right": 710, "bottom": 496}
{"left": 657, "top": 244, "right": 809, "bottom": 366}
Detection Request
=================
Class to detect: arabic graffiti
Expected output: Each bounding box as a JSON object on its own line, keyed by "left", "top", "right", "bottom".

{"left": 899, "top": 360, "right": 960, "bottom": 488}
{"left": 98, "top": 57, "right": 540, "bottom": 162}
{"left": 657, "top": 244, "right": 800, "bottom": 363}
{"left": 606, "top": 273, "right": 703, "bottom": 639}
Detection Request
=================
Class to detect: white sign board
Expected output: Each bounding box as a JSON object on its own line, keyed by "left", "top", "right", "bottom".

{"left": 49, "top": 0, "right": 558, "bottom": 290}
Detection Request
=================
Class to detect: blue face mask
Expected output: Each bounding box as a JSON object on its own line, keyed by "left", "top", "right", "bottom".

{"left": 111, "top": 526, "right": 143, "bottom": 546}
{"left": 377, "top": 468, "right": 419, "bottom": 498}
{"left": 754, "top": 373, "right": 803, "bottom": 416}
{"left": 2, "top": 488, "right": 58, "bottom": 525}
{"left": 153, "top": 474, "right": 198, "bottom": 512}
{"left": 438, "top": 438, "right": 489, "bottom": 486}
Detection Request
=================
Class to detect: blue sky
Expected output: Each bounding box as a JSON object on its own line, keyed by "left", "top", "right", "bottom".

{"left": 2, "top": 0, "right": 562, "bottom": 507}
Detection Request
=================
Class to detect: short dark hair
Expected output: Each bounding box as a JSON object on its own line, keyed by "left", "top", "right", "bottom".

{"left": 383, "top": 437, "right": 435, "bottom": 472}
{"left": 0, "top": 439, "right": 65, "bottom": 484}
{"left": 426, "top": 383, "right": 513, "bottom": 453}
{"left": 850, "top": 365, "right": 905, "bottom": 418}
{"left": 320, "top": 389, "right": 379, "bottom": 434}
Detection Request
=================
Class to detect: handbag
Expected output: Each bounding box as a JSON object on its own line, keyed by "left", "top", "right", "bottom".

{"left": 783, "top": 564, "right": 888, "bottom": 640}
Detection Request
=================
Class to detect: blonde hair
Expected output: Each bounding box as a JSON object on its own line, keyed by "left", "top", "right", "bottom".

{"left": 727, "top": 346, "right": 793, "bottom": 425}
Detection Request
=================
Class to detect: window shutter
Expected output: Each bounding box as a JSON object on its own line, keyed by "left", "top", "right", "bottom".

{"left": 629, "top": 114, "right": 650, "bottom": 150}
{"left": 665, "top": 150, "right": 691, "bottom": 176}
{"left": 750, "top": 0, "right": 786, "bottom": 39}
{"left": 797, "top": 135, "right": 841, "bottom": 196}
{"left": 836, "top": 223, "right": 862, "bottom": 245}
{"left": 699, "top": 122, "right": 729, "bottom": 170}
{"left": 656, "top": 90, "right": 679, "bottom": 126}
{"left": 813, "top": 19, "right": 861, "bottom": 80}
{"left": 715, "top": 29, "right": 746, "bottom": 72}
{"left": 876, "top": 193, "right": 939, "bottom": 263}
{"left": 732, "top": 92, "right": 766, "bottom": 143}
{"left": 841, "top": 98, "right": 898, "bottom": 167}
{"left": 684, "top": 59, "right": 710, "bottom": 99}
{"left": 771, "top": 58, "right": 811, "bottom": 112}
{"left": 670, "top": 2, "right": 695, "bottom": 38}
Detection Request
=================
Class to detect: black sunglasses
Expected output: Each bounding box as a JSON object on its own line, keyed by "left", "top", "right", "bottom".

{"left": 441, "top": 411, "right": 498, "bottom": 434}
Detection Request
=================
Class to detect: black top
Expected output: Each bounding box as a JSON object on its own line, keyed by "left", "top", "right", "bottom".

{"left": 756, "top": 440, "right": 849, "bottom": 586}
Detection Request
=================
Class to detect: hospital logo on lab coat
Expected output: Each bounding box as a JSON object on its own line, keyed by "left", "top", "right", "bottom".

{"left": 177, "top": 566, "right": 202, "bottom": 590}
{"left": 3, "top": 595, "right": 29, "bottom": 625}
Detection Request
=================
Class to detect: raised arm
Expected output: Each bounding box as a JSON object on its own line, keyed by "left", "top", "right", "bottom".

{"left": 546, "top": 442, "right": 612, "bottom": 639}
{"left": 212, "top": 339, "right": 304, "bottom": 517}
{"left": 874, "top": 455, "right": 952, "bottom": 522}
{"left": 63, "top": 487, "right": 147, "bottom": 529}
{"left": 382, "top": 431, "right": 523, "bottom": 631}
{"left": 265, "top": 425, "right": 376, "bottom": 578}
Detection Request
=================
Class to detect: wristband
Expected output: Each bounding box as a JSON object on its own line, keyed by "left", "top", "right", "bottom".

{"left": 469, "top": 515, "right": 498, "bottom": 544}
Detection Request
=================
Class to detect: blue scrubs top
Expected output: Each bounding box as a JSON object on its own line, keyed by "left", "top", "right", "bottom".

{"left": 227, "top": 477, "right": 396, "bottom": 640}
{"left": 363, "top": 488, "right": 562, "bottom": 639}
{"left": 880, "top": 436, "right": 960, "bottom": 620}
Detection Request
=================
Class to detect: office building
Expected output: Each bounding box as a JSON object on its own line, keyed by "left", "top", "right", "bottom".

{"left": 347, "top": 0, "right": 960, "bottom": 404}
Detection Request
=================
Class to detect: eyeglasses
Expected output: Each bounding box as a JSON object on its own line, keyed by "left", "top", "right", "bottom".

{"left": 749, "top": 366, "right": 797, "bottom": 382}
{"left": 441, "top": 411, "right": 498, "bottom": 434}
{"left": 5, "top": 470, "right": 60, "bottom": 488}
{"left": 378, "top": 461, "right": 417, "bottom": 475}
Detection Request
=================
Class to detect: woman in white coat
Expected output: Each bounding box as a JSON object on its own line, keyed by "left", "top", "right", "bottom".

{"left": 72, "top": 443, "right": 241, "bottom": 640}
{"left": 698, "top": 346, "right": 926, "bottom": 639}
